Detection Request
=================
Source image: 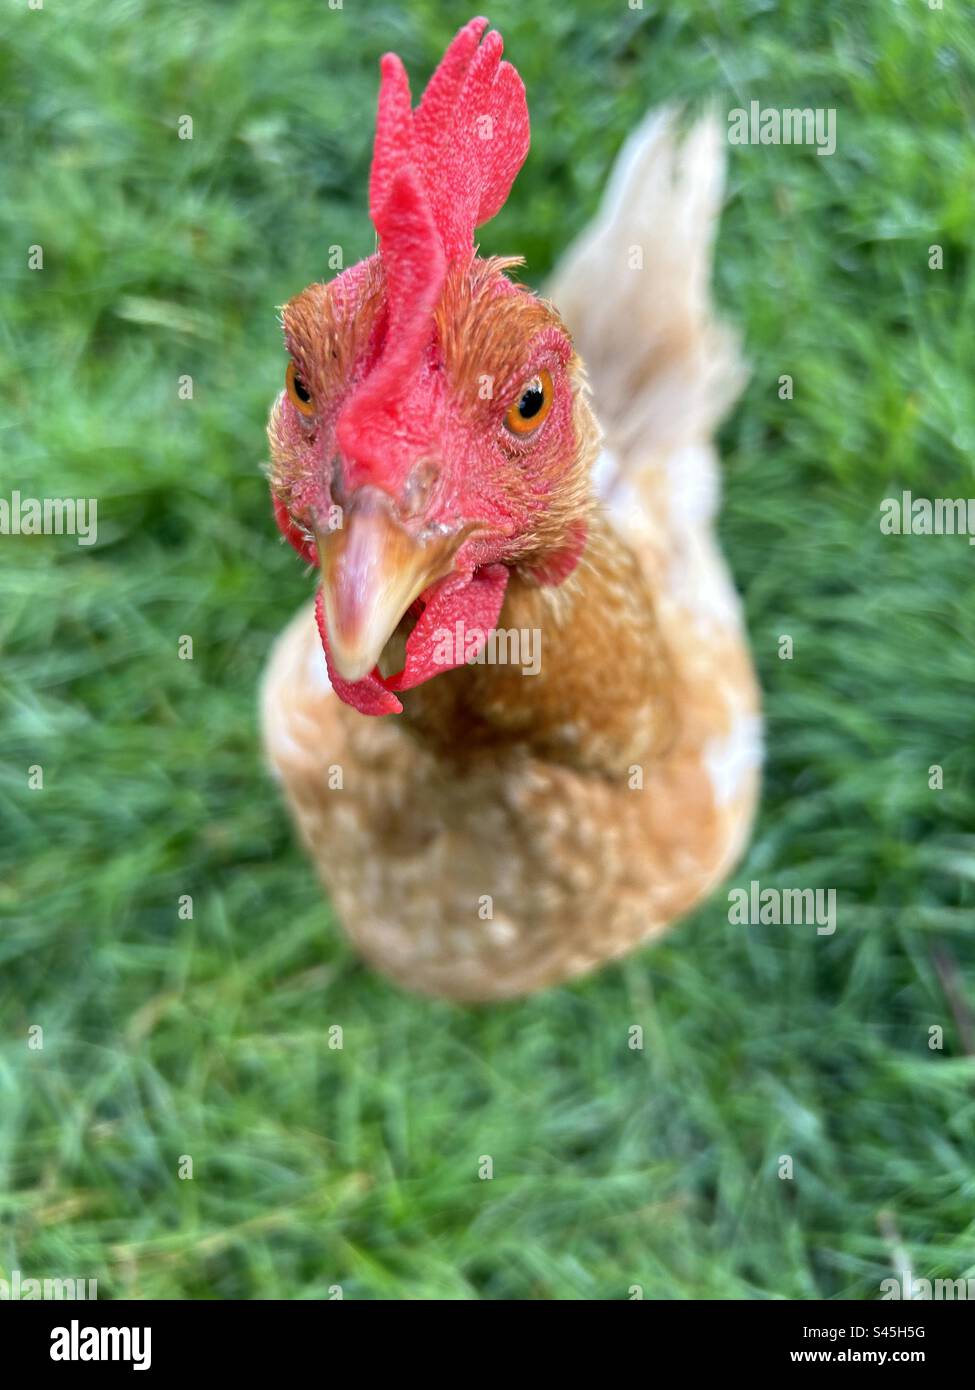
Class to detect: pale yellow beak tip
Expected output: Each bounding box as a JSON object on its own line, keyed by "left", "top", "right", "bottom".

{"left": 315, "top": 492, "right": 462, "bottom": 683}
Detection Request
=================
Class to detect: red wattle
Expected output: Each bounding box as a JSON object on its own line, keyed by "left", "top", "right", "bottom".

{"left": 387, "top": 564, "right": 509, "bottom": 692}
{"left": 315, "top": 589, "right": 403, "bottom": 716}
{"left": 313, "top": 564, "right": 510, "bottom": 717}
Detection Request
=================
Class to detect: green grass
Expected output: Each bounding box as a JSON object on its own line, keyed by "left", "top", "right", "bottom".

{"left": 1, "top": 0, "right": 974, "bottom": 1299}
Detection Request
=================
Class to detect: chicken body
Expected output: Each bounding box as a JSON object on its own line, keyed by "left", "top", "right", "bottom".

{"left": 262, "top": 108, "right": 762, "bottom": 1000}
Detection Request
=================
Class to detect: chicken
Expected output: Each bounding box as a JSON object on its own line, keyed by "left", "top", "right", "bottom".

{"left": 261, "top": 17, "right": 761, "bottom": 1001}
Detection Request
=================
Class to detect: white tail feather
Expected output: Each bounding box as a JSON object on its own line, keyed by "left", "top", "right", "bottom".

{"left": 546, "top": 109, "right": 746, "bottom": 545}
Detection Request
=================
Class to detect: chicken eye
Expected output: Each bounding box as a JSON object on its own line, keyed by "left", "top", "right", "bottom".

{"left": 504, "top": 368, "right": 553, "bottom": 437}
{"left": 286, "top": 361, "right": 315, "bottom": 417}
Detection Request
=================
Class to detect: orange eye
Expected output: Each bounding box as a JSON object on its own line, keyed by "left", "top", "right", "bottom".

{"left": 504, "top": 368, "right": 553, "bottom": 437}
{"left": 286, "top": 361, "right": 315, "bottom": 417}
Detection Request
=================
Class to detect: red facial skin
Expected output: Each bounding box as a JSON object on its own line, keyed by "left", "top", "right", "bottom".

{"left": 269, "top": 18, "right": 584, "bottom": 716}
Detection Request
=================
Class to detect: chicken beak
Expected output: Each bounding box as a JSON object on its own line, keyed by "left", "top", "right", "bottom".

{"left": 316, "top": 488, "right": 462, "bottom": 683}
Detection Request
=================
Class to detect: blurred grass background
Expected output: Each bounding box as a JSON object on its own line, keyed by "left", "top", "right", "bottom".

{"left": 1, "top": 0, "right": 974, "bottom": 1299}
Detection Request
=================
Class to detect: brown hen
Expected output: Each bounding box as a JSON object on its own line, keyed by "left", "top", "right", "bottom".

{"left": 261, "top": 20, "right": 761, "bottom": 1000}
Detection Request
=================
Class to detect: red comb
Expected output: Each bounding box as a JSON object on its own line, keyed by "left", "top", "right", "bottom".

{"left": 336, "top": 161, "right": 446, "bottom": 468}
{"left": 369, "top": 17, "right": 530, "bottom": 263}
{"left": 337, "top": 17, "right": 530, "bottom": 472}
